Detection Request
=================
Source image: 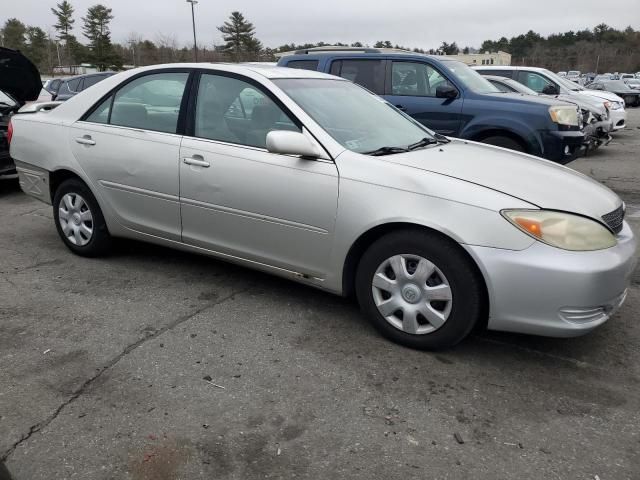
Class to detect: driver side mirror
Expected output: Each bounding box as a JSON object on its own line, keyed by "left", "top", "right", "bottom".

{"left": 266, "top": 131, "right": 323, "bottom": 158}
{"left": 542, "top": 84, "right": 559, "bottom": 95}
{"left": 435, "top": 84, "right": 458, "bottom": 99}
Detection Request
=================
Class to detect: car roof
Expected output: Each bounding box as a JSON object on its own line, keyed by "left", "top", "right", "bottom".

{"left": 129, "top": 62, "right": 341, "bottom": 80}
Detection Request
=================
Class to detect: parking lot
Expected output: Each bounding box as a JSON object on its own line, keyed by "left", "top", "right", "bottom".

{"left": 0, "top": 110, "right": 639, "bottom": 479}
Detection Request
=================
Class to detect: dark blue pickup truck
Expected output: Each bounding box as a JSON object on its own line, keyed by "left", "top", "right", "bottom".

{"left": 277, "top": 48, "right": 586, "bottom": 163}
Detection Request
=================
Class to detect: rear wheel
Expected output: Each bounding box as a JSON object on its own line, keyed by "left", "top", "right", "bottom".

{"left": 53, "top": 178, "right": 111, "bottom": 257}
{"left": 355, "top": 230, "right": 486, "bottom": 350}
{"left": 480, "top": 135, "right": 524, "bottom": 152}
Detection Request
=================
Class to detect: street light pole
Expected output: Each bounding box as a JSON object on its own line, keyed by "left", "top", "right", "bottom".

{"left": 186, "top": 0, "right": 198, "bottom": 62}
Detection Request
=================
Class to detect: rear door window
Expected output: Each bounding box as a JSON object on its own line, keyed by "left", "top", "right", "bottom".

{"left": 83, "top": 75, "right": 106, "bottom": 90}
{"left": 285, "top": 60, "right": 319, "bottom": 71}
{"left": 83, "top": 72, "right": 189, "bottom": 134}
{"left": 328, "top": 59, "right": 385, "bottom": 94}
{"left": 66, "top": 78, "right": 81, "bottom": 92}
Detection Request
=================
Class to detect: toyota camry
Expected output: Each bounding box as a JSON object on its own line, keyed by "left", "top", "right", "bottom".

{"left": 9, "top": 64, "right": 637, "bottom": 349}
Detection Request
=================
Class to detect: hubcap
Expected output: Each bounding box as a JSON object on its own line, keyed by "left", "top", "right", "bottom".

{"left": 371, "top": 254, "right": 453, "bottom": 335}
{"left": 58, "top": 193, "right": 93, "bottom": 246}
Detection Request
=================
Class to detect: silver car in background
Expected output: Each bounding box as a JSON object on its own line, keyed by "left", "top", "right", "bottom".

{"left": 9, "top": 64, "right": 637, "bottom": 349}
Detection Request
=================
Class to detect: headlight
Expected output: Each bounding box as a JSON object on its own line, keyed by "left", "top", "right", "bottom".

{"left": 610, "top": 101, "right": 623, "bottom": 110}
{"left": 502, "top": 210, "right": 617, "bottom": 251}
{"left": 548, "top": 106, "right": 579, "bottom": 126}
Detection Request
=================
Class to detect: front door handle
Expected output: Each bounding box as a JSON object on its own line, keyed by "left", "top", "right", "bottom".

{"left": 75, "top": 136, "right": 96, "bottom": 146}
{"left": 183, "top": 156, "right": 210, "bottom": 168}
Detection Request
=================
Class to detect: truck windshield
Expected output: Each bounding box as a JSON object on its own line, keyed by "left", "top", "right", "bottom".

{"left": 274, "top": 78, "right": 436, "bottom": 155}
{"left": 441, "top": 60, "right": 500, "bottom": 94}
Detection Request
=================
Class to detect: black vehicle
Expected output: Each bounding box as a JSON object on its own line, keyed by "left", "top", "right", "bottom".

{"left": 586, "top": 80, "right": 640, "bottom": 107}
{"left": 0, "top": 47, "right": 41, "bottom": 179}
{"left": 52, "top": 72, "right": 114, "bottom": 101}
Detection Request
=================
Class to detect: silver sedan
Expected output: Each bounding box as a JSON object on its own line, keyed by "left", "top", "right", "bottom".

{"left": 9, "top": 64, "right": 637, "bottom": 349}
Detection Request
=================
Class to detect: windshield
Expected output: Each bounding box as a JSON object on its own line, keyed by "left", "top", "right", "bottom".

{"left": 274, "top": 78, "right": 435, "bottom": 154}
{"left": 547, "top": 70, "right": 586, "bottom": 91}
{"left": 442, "top": 60, "right": 500, "bottom": 94}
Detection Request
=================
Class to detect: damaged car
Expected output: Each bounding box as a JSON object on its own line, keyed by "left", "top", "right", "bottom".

{"left": 0, "top": 47, "right": 42, "bottom": 179}
{"left": 483, "top": 74, "right": 612, "bottom": 152}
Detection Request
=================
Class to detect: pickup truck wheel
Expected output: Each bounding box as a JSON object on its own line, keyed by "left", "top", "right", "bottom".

{"left": 355, "top": 230, "right": 485, "bottom": 350}
{"left": 480, "top": 135, "right": 524, "bottom": 152}
{"left": 53, "top": 179, "right": 111, "bottom": 257}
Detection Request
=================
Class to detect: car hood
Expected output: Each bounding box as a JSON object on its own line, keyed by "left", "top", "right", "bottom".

{"left": 387, "top": 140, "right": 622, "bottom": 220}
{"left": 484, "top": 92, "right": 575, "bottom": 108}
{"left": 578, "top": 89, "right": 624, "bottom": 104}
{"left": 0, "top": 47, "right": 41, "bottom": 105}
{"left": 550, "top": 93, "right": 607, "bottom": 115}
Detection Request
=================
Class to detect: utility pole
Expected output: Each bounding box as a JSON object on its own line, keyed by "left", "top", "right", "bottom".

{"left": 186, "top": 0, "right": 198, "bottom": 62}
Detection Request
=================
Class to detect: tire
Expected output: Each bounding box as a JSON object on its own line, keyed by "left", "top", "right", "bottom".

{"left": 480, "top": 135, "right": 524, "bottom": 152}
{"left": 53, "top": 178, "right": 112, "bottom": 257}
{"left": 355, "top": 229, "right": 486, "bottom": 350}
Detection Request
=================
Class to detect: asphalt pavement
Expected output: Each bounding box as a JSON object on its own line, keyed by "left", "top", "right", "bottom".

{"left": 1, "top": 110, "right": 639, "bottom": 480}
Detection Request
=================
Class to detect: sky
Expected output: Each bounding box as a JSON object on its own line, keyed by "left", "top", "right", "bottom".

{"left": 5, "top": 0, "right": 640, "bottom": 50}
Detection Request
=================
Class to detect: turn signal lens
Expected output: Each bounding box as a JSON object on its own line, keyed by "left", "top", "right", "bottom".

{"left": 514, "top": 217, "right": 542, "bottom": 238}
{"left": 502, "top": 210, "right": 617, "bottom": 251}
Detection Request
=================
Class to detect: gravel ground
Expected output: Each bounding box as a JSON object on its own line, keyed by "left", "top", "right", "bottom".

{"left": 1, "top": 109, "right": 639, "bottom": 480}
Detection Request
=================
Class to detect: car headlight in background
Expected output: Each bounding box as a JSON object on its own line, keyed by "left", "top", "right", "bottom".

{"left": 502, "top": 210, "right": 617, "bottom": 251}
{"left": 548, "top": 106, "right": 579, "bottom": 126}
{"left": 610, "top": 101, "right": 624, "bottom": 110}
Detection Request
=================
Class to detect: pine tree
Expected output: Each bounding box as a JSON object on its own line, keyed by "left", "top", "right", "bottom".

{"left": 82, "top": 4, "right": 120, "bottom": 70}
{"left": 51, "top": 1, "right": 75, "bottom": 42}
{"left": 217, "top": 11, "right": 261, "bottom": 61}
{"left": 51, "top": 1, "right": 75, "bottom": 64}
{"left": 25, "top": 27, "right": 49, "bottom": 71}
{"left": 1, "top": 19, "right": 27, "bottom": 50}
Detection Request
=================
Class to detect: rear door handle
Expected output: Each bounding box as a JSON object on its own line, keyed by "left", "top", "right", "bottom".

{"left": 75, "top": 136, "right": 96, "bottom": 146}
{"left": 183, "top": 157, "right": 210, "bottom": 168}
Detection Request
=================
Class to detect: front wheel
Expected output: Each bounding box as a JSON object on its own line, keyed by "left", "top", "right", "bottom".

{"left": 53, "top": 178, "right": 112, "bottom": 257}
{"left": 355, "top": 230, "right": 486, "bottom": 350}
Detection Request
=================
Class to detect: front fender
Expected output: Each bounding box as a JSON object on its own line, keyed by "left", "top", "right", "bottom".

{"left": 460, "top": 116, "right": 543, "bottom": 155}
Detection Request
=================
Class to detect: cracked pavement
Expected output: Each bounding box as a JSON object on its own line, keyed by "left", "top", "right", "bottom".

{"left": 1, "top": 110, "right": 640, "bottom": 479}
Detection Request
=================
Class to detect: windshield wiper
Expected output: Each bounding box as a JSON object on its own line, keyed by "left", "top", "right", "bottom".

{"left": 407, "top": 137, "right": 438, "bottom": 151}
{"left": 364, "top": 146, "right": 409, "bottom": 156}
{"left": 433, "top": 133, "right": 450, "bottom": 143}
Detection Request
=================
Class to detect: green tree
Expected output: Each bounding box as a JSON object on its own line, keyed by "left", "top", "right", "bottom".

{"left": 25, "top": 26, "right": 49, "bottom": 71}
{"left": 438, "top": 41, "right": 459, "bottom": 55}
{"left": 217, "top": 11, "right": 262, "bottom": 61}
{"left": 1, "top": 18, "right": 27, "bottom": 50}
{"left": 51, "top": 0, "right": 75, "bottom": 64}
{"left": 51, "top": 1, "right": 75, "bottom": 42}
{"left": 82, "top": 4, "right": 120, "bottom": 69}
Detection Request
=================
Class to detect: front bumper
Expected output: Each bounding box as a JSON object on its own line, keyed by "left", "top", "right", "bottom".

{"left": 541, "top": 130, "right": 585, "bottom": 164}
{"left": 610, "top": 108, "right": 627, "bottom": 131}
{"left": 583, "top": 119, "right": 613, "bottom": 152}
{"left": 464, "top": 222, "right": 637, "bottom": 338}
